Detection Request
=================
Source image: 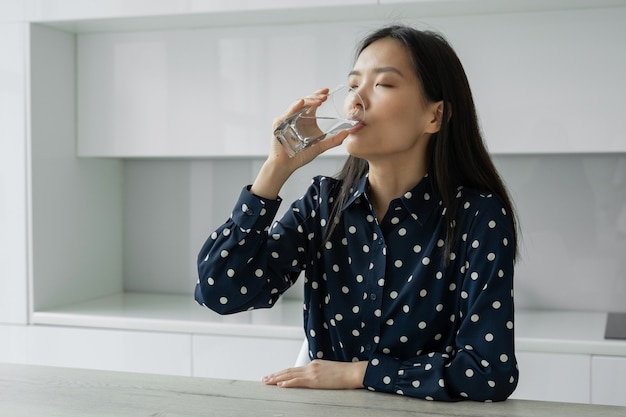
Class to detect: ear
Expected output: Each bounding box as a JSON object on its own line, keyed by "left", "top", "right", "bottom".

{"left": 425, "top": 101, "right": 449, "bottom": 134}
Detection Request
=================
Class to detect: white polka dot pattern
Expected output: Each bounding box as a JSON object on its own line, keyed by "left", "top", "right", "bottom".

{"left": 196, "top": 175, "right": 518, "bottom": 402}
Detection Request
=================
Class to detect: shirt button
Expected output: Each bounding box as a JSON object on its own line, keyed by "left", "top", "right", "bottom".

{"left": 370, "top": 293, "right": 377, "bottom": 301}
{"left": 365, "top": 344, "right": 372, "bottom": 351}
{"left": 241, "top": 203, "right": 254, "bottom": 216}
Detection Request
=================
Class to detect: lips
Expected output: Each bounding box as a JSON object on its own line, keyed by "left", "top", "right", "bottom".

{"left": 348, "top": 120, "right": 366, "bottom": 133}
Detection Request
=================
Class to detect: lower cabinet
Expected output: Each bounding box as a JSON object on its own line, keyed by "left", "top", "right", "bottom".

{"left": 192, "top": 335, "right": 303, "bottom": 381}
{"left": 1, "top": 324, "right": 304, "bottom": 381}
{"left": 0, "top": 324, "right": 28, "bottom": 364}
{"left": 24, "top": 325, "right": 192, "bottom": 376}
{"left": 511, "top": 352, "right": 591, "bottom": 403}
{"left": 591, "top": 356, "right": 626, "bottom": 406}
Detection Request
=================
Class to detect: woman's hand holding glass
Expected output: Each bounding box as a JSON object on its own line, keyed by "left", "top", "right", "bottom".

{"left": 251, "top": 90, "right": 327, "bottom": 199}
{"left": 251, "top": 87, "right": 361, "bottom": 200}
{"left": 274, "top": 85, "right": 365, "bottom": 158}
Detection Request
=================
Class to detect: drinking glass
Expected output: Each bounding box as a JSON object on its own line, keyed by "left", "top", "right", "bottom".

{"left": 274, "top": 85, "right": 365, "bottom": 157}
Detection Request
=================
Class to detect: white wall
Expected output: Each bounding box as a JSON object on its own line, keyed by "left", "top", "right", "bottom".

{"left": 0, "top": 22, "right": 28, "bottom": 324}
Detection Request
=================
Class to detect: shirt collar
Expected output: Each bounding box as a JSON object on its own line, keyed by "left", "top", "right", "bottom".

{"left": 342, "top": 172, "right": 442, "bottom": 225}
{"left": 341, "top": 173, "right": 369, "bottom": 209}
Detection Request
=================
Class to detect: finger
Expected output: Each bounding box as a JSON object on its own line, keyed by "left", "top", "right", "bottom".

{"left": 302, "top": 88, "right": 330, "bottom": 106}
{"left": 272, "top": 99, "right": 305, "bottom": 131}
{"left": 276, "top": 376, "right": 310, "bottom": 388}
{"left": 262, "top": 367, "right": 303, "bottom": 385}
{"left": 310, "top": 130, "right": 349, "bottom": 157}
{"left": 323, "top": 130, "right": 349, "bottom": 150}
{"left": 308, "top": 87, "right": 330, "bottom": 97}
{"left": 272, "top": 88, "right": 330, "bottom": 128}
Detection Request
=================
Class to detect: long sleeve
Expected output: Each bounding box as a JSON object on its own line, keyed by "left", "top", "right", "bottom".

{"left": 196, "top": 186, "right": 298, "bottom": 314}
{"left": 361, "top": 191, "right": 518, "bottom": 401}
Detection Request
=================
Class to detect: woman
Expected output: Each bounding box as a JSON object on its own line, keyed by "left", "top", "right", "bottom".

{"left": 196, "top": 24, "right": 519, "bottom": 402}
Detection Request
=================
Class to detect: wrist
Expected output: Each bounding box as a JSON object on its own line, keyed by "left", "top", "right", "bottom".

{"left": 250, "top": 159, "right": 292, "bottom": 200}
{"left": 351, "top": 361, "right": 368, "bottom": 389}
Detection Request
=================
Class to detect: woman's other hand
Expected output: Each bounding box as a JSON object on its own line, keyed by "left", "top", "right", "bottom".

{"left": 262, "top": 359, "right": 367, "bottom": 390}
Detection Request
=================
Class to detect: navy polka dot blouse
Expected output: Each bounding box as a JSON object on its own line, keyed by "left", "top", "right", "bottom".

{"left": 196, "top": 172, "right": 518, "bottom": 402}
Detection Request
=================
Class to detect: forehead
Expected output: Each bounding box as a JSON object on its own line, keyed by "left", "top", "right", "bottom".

{"left": 352, "top": 37, "right": 414, "bottom": 76}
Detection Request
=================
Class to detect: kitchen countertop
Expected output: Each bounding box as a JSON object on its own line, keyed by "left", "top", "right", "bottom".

{"left": 31, "top": 292, "right": 626, "bottom": 357}
{"left": 1, "top": 363, "right": 625, "bottom": 417}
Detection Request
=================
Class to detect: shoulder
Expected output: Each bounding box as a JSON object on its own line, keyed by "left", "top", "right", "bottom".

{"left": 311, "top": 175, "right": 340, "bottom": 189}
{"left": 304, "top": 175, "right": 341, "bottom": 201}
{"left": 454, "top": 186, "right": 513, "bottom": 231}
{"left": 289, "top": 175, "right": 340, "bottom": 212}
{"left": 456, "top": 186, "right": 509, "bottom": 214}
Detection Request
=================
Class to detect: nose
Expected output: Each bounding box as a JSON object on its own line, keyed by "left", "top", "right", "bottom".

{"left": 346, "top": 87, "right": 366, "bottom": 121}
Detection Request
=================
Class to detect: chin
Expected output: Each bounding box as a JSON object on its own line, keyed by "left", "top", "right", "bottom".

{"left": 343, "top": 140, "right": 363, "bottom": 158}
{"left": 344, "top": 137, "right": 374, "bottom": 159}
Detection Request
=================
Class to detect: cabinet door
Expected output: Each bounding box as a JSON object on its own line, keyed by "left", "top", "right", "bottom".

{"left": 26, "top": 325, "right": 192, "bottom": 376}
{"left": 192, "top": 335, "right": 302, "bottom": 381}
{"left": 511, "top": 352, "right": 591, "bottom": 404}
{"left": 592, "top": 356, "right": 626, "bottom": 406}
{"left": 76, "top": 23, "right": 360, "bottom": 158}
{"left": 26, "top": 0, "right": 377, "bottom": 22}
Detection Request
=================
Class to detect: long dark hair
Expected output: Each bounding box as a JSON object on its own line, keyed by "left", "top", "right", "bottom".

{"left": 325, "top": 25, "right": 518, "bottom": 263}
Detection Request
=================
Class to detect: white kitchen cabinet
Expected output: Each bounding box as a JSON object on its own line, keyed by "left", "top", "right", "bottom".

{"left": 75, "top": 23, "right": 360, "bottom": 158}
{"left": 25, "top": 0, "right": 377, "bottom": 23}
{"left": 26, "top": 0, "right": 626, "bottom": 27}
{"left": 0, "top": 22, "right": 28, "bottom": 325}
{"left": 25, "top": 325, "right": 192, "bottom": 376}
{"left": 192, "top": 335, "right": 303, "bottom": 381}
{"left": 72, "top": 7, "right": 626, "bottom": 157}
{"left": 0, "top": 325, "right": 28, "bottom": 363}
{"left": 511, "top": 352, "right": 591, "bottom": 404}
{"left": 592, "top": 356, "right": 626, "bottom": 406}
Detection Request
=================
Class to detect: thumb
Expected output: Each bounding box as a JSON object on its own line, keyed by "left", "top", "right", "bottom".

{"left": 317, "top": 130, "right": 349, "bottom": 154}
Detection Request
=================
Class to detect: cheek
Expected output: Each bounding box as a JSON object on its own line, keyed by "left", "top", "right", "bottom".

{"left": 379, "top": 104, "right": 423, "bottom": 138}
{"left": 344, "top": 98, "right": 426, "bottom": 154}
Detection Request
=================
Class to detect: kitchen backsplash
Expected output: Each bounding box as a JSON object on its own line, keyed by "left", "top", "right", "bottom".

{"left": 122, "top": 153, "right": 626, "bottom": 313}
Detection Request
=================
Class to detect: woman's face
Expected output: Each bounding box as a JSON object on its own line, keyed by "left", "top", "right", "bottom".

{"left": 344, "top": 37, "right": 441, "bottom": 161}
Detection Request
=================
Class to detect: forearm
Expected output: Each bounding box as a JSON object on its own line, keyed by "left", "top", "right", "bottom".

{"left": 250, "top": 159, "right": 294, "bottom": 200}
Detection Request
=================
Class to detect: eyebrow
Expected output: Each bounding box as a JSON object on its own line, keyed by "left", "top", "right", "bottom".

{"left": 348, "top": 66, "right": 405, "bottom": 77}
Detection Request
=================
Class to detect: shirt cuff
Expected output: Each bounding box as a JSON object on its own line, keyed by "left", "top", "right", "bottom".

{"left": 363, "top": 353, "right": 401, "bottom": 393}
{"left": 229, "top": 185, "right": 282, "bottom": 232}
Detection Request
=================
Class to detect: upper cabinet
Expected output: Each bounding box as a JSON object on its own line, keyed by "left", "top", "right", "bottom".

{"left": 29, "top": 0, "right": 626, "bottom": 157}
{"left": 75, "top": 22, "right": 364, "bottom": 158}
{"left": 26, "top": 0, "right": 378, "bottom": 27}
